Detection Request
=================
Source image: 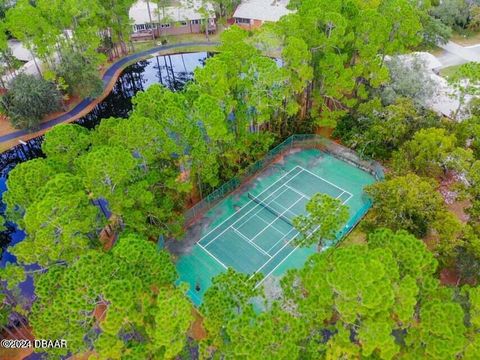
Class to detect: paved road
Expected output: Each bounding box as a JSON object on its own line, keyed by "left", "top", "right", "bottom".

{"left": 0, "top": 41, "right": 219, "bottom": 144}
{"left": 436, "top": 41, "right": 480, "bottom": 68}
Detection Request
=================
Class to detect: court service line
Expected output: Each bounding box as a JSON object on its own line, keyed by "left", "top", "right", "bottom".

{"left": 234, "top": 167, "right": 310, "bottom": 230}
{"left": 202, "top": 168, "right": 306, "bottom": 248}
{"left": 197, "top": 243, "right": 228, "bottom": 270}
{"left": 342, "top": 193, "right": 353, "bottom": 205}
{"left": 299, "top": 166, "right": 352, "bottom": 197}
{"left": 266, "top": 227, "right": 299, "bottom": 254}
{"left": 254, "top": 219, "right": 325, "bottom": 288}
{"left": 233, "top": 227, "right": 272, "bottom": 258}
{"left": 236, "top": 186, "right": 292, "bottom": 230}
{"left": 250, "top": 231, "right": 301, "bottom": 279}
{"left": 254, "top": 210, "right": 294, "bottom": 236}
{"left": 249, "top": 195, "right": 306, "bottom": 243}
{"left": 198, "top": 166, "right": 303, "bottom": 246}
{"left": 285, "top": 184, "right": 311, "bottom": 200}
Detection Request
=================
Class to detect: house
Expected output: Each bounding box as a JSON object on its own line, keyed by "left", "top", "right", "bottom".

{"left": 129, "top": 0, "right": 216, "bottom": 39}
{"left": 232, "top": 0, "right": 292, "bottom": 29}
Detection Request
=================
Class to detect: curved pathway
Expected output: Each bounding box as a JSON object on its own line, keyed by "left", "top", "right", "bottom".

{"left": 0, "top": 41, "right": 219, "bottom": 145}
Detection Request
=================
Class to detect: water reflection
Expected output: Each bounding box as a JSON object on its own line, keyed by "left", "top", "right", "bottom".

{"left": 0, "top": 51, "right": 211, "bottom": 264}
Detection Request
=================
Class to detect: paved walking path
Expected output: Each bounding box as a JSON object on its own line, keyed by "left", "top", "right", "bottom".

{"left": 435, "top": 41, "right": 480, "bottom": 69}
{"left": 438, "top": 41, "right": 480, "bottom": 62}
{"left": 0, "top": 41, "right": 218, "bottom": 146}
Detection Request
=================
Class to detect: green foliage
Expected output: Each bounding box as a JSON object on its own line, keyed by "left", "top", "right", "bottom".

{"left": 5, "top": 3, "right": 480, "bottom": 358}
{"left": 293, "top": 193, "right": 349, "bottom": 250}
{"left": 274, "top": 0, "right": 423, "bottom": 127}
{"left": 469, "top": 5, "right": 480, "bottom": 32}
{"left": 335, "top": 98, "right": 442, "bottom": 160}
{"left": 2, "top": 73, "right": 62, "bottom": 129}
{"left": 367, "top": 228, "right": 438, "bottom": 285}
{"left": 382, "top": 55, "right": 437, "bottom": 107}
{"left": 449, "top": 62, "right": 480, "bottom": 120}
{"left": 42, "top": 124, "right": 92, "bottom": 170}
{"left": 454, "top": 116, "right": 480, "bottom": 158}
{"left": 280, "top": 230, "right": 429, "bottom": 359}
{"left": 29, "top": 233, "right": 189, "bottom": 358}
{"left": 55, "top": 48, "right": 104, "bottom": 98}
{"left": 365, "top": 174, "right": 445, "bottom": 237}
{"left": 419, "top": 12, "right": 452, "bottom": 47}
{"left": 14, "top": 174, "right": 103, "bottom": 267}
{"left": 224, "top": 305, "right": 307, "bottom": 360}
{"left": 200, "top": 268, "right": 262, "bottom": 347}
{"left": 406, "top": 299, "right": 466, "bottom": 359}
{"left": 3, "top": 158, "right": 56, "bottom": 224}
{"left": 0, "top": 263, "right": 26, "bottom": 292}
{"left": 431, "top": 210, "right": 465, "bottom": 264}
{"left": 77, "top": 145, "right": 137, "bottom": 199}
{"left": 431, "top": 0, "right": 470, "bottom": 31}
{"left": 392, "top": 128, "right": 467, "bottom": 176}
{"left": 209, "top": 0, "right": 241, "bottom": 19}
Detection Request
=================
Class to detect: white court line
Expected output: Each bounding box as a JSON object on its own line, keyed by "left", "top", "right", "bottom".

{"left": 266, "top": 227, "right": 299, "bottom": 253}
{"left": 254, "top": 191, "right": 354, "bottom": 287}
{"left": 253, "top": 168, "right": 355, "bottom": 288}
{"left": 269, "top": 199, "right": 303, "bottom": 219}
{"left": 254, "top": 219, "right": 324, "bottom": 288}
{"left": 251, "top": 231, "right": 301, "bottom": 277}
{"left": 198, "top": 243, "right": 228, "bottom": 269}
{"left": 342, "top": 192, "right": 353, "bottom": 204}
{"left": 299, "top": 166, "right": 353, "bottom": 197}
{"left": 249, "top": 194, "right": 305, "bottom": 243}
{"left": 233, "top": 228, "right": 272, "bottom": 258}
{"left": 198, "top": 163, "right": 356, "bottom": 289}
{"left": 336, "top": 191, "right": 345, "bottom": 199}
{"left": 285, "top": 184, "right": 310, "bottom": 200}
{"left": 242, "top": 213, "right": 289, "bottom": 239}
{"left": 234, "top": 167, "right": 309, "bottom": 230}
{"left": 200, "top": 166, "right": 304, "bottom": 247}
{"left": 236, "top": 186, "right": 292, "bottom": 230}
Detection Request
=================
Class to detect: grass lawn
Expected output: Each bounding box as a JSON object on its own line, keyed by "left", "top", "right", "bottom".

{"left": 340, "top": 227, "right": 367, "bottom": 247}
{"left": 439, "top": 64, "right": 463, "bottom": 79}
{"left": 451, "top": 31, "right": 480, "bottom": 47}
{"left": 131, "top": 32, "right": 222, "bottom": 54}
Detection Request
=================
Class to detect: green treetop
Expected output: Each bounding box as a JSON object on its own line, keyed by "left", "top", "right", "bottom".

{"left": 29, "top": 233, "right": 191, "bottom": 358}
{"left": 293, "top": 193, "right": 350, "bottom": 251}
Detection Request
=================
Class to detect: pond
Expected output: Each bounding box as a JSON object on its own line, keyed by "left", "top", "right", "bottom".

{"left": 0, "top": 51, "right": 212, "bottom": 268}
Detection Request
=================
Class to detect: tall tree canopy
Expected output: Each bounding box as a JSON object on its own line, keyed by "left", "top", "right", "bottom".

{"left": 29, "top": 233, "right": 192, "bottom": 358}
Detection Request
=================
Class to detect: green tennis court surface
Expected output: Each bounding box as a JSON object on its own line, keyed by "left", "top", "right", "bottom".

{"left": 197, "top": 166, "right": 352, "bottom": 284}
{"left": 173, "top": 147, "right": 377, "bottom": 305}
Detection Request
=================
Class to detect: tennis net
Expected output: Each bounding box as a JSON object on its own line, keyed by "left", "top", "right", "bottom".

{"left": 248, "top": 193, "right": 295, "bottom": 227}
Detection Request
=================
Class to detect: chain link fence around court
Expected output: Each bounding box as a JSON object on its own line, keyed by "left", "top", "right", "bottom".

{"left": 184, "top": 134, "right": 384, "bottom": 224}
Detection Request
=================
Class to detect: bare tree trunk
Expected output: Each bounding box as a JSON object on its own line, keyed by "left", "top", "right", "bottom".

{"left": 30, "top": 51, "right": 42, "bottom": 77}
{"left": 205, "top": 18, "right": 209, "bottom": 41}
{"left": 146, "top": 0, "right": 155, "bottom": 40}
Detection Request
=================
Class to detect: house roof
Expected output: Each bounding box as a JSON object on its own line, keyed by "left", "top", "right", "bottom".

{"left": 129, "top": 0, "right": 215, "bottom": 24}
{"left": 8, "top": 40, "right": 32, "bottom": 62}
{"left": 233, "top": 0, "right": 293, "bottom": 22}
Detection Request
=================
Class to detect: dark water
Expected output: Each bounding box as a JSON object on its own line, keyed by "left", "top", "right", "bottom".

{"left": 0, "top": 51, "right": 211, "bottom": 267}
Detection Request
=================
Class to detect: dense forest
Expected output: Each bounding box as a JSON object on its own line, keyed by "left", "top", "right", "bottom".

{"left": 1, "top": 0, "right": 480, "bottom": 359}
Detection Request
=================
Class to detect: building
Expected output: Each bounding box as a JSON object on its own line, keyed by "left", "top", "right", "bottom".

{"left": 129, "top": 0, "right": 216, "bottom": 39}
{"left": 232, "top": 0, "right": 292, "bottom": 29}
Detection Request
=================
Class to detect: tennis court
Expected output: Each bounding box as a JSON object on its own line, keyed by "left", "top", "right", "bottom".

{"left": 173, "top": 140, "right": 382, "bottom": 305}
{"left": 196, "top": 165, "right": 352, "bottom": 286}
